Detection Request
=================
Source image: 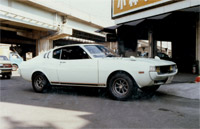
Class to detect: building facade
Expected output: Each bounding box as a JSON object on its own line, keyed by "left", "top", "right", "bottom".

{"left": 0, "top": 0, "right": 110, "bottom": 60}
{"left": 105, "top": 0, "right": 200, "bottom": 73}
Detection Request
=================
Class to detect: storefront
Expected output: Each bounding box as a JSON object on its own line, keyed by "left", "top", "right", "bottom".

{"left": 102, "top": 0, "right": 200, "bottom": 73}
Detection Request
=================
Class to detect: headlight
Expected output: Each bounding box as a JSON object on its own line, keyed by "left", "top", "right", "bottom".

{"left": 156, "top": 67, "right": 160, "bottom": 73}
{"left": 170, "top": 66, "right": 173, "bottom": 71}
{"left": 149, "top": 66, "right": 156, "bottom": 72}
{"left": 150, "top": 66, "right": 160, "bottom": 73}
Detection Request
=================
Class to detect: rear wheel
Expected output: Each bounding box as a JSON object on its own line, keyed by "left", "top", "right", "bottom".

{"left": 108, "top": 73, "right": 138, "bottom": 100}
{"left": 32, "top": 73, "right": 49, "bottom": 93}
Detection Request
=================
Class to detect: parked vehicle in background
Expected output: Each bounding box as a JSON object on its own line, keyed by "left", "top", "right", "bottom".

{"left": 0, "top": 55, "right": 12, "bottom": 79}
{"left": 19, "top": 44, "right": 178, "bottom": 100}
{"left": 157, "top": 52, "right": 171, "bottom": 60}
{"left": 141, "top": 52, "right": 171, "bottom": 60}
{"left": 9, "top": 51, "right": 23, "bottom": 71}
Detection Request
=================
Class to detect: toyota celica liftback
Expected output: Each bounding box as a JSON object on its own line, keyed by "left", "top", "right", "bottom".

{"left": 19, "top": 44, "right": 178, "bottom": 100}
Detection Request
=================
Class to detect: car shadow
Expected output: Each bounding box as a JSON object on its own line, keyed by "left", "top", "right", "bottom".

{"left": 28, "top": 85, "right": 168, "bottom": 101}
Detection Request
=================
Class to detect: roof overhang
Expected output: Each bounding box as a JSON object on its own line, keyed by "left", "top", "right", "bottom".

{"left": 96, "top": 13, "right": 172, "bottom": 34}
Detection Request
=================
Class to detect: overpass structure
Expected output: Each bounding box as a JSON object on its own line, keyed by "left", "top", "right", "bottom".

{"left": 0, "top": 0, "right": 110, "bottom": 57}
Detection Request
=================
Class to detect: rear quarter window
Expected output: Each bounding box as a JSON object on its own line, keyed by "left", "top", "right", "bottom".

{"left": 53, "top": 49, "right": 61, "bottom": 59}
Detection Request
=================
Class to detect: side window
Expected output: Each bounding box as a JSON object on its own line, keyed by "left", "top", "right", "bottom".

{"left": 53, "top": 49, "right": 62, "bottom": 59}
{"left": 61, "top": 46, "right": 89, "bottom": 60}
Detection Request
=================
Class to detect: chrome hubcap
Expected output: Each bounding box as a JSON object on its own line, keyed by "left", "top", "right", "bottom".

{"left": 35, "top": 76, "right": 44, "bottom": 89}
{"left": 113, "top": 78, "right": 129, "bottom": 95}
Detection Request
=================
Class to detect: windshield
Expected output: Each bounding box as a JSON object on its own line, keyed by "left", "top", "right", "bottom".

{"left": 0, "top": 56, "right": 9, "bottom": 61}
{"left": 84, "top": 45, "right": 118, "bottom": 58}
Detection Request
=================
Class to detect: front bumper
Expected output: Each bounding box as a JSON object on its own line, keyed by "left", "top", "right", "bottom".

{"left": 149, "top": 69, "right": 178, "bottom": 85}
{"left": 0, "top": 69, "right": 12, "bottom": 75}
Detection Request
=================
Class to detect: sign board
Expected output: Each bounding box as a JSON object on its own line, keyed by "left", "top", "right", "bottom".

{"left": 112, "top": 0, "right": 174, "bottom": 18}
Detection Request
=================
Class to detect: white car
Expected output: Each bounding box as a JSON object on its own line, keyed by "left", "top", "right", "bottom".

{"left": 19, "top": 44, "right": 178, "bottom": 100}
{"left": 0, "top": 55, "right": 12, "bottom": 79}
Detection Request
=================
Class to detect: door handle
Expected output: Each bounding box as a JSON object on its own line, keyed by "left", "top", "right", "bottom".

{"left": 60, "top": 61, "right": 66, "bottom": 63}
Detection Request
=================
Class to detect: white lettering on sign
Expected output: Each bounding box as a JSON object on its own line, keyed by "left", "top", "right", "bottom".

{"left": 118, "top": 0, "right": 126, "bottom": 10}
{"left": 129, "top": 0, "right": 139, "bottom": 6}
{"left": 118, "top": 0, "right": 149, "bottom": 10}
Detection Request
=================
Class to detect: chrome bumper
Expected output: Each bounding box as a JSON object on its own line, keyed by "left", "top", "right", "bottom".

{"left": 149, "top": 70, "right": 178, "bottom": 85}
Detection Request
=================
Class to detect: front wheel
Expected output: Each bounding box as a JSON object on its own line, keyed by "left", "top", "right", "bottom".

{"left": 108, "top": 73, "right": 138, "bottom": 100}
{"left": 32, "top": 73, "right": 49, "bottom": 93}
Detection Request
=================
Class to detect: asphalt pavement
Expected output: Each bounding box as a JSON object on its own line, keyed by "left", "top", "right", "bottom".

{"left": 0, "top": 71, "right": 199, "bottom": 129}
{"left": 12, "top": 71, "right": 200, "bottom": 100}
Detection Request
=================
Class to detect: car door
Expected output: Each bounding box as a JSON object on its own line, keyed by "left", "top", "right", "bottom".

{"left": 43, "top": 50, "right": 61, "bottom": 83}
{"left": 57, "top": 46, "right": 98, "bottom": 85}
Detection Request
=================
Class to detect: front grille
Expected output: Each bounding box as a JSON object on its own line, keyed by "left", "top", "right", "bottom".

{"left": 157, "top": 65, "right": 176, "bottom": 74}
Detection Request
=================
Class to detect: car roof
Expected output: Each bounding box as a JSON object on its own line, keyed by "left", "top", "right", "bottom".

{"left": 53, "top": 44, "right": 102, "bottom": 50}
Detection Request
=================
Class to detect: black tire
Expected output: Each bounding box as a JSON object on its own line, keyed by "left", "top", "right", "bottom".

{"left": 108, "top": 73, "right": 138, "bottom": 100}
{"left": 140, "top": 85, "right": 160, "bottom": 94}
{"left": 7, "top": 75, "right": 11, "bottom": 79}
{"left": 32, "top": 73, "right": 49, "bottom": 93}
{"left": 2, "top": 74, "right": 11, "bottom": 79}
{"left": 2, "top": 75, "right": 6, "bottom": 79}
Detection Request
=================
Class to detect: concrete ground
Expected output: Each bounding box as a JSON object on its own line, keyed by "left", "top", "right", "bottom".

{"left": 159, "top": 83, "right": 200, "bottom": 100}
{"left": 12, "top": 71, "right": 200, "bottom": 100}
{"left": 0, "top": 71, "right": 199, "bottom": 129}
{"left": 172, "top": 73, "right": 199, "bottom": 83}
{"left": 158, "top": 73, "right": 200, "bottom": 100}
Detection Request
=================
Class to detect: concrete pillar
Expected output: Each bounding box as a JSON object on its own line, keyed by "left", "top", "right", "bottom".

{"left": 160, "top": 41, "right": 162, "bottom": 52}
{"left": 196, "top": 13, "right": 200, "bottom": 74}
{"left": 148, "top": 31, "right": 157, "bottom": 58}
{"left": 37, "top": 38, "right": 53, "bottom": 55}
{"left": 36, "top": 40, "right": 39, "bottom": 56}
{"left": 118, "top": 40, "right": 125, "bottom": 57}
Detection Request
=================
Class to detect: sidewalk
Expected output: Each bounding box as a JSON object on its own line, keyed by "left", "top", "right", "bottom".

{"left": 158, "top": 73, "right": 200, "bottom": 100}
{"left": 159, "top": 83, "right": 200, "bottom": 100}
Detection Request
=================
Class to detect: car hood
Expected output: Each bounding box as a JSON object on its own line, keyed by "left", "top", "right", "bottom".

{"left": 100, "top": 57, "right": 175, "bottom": 66}
{"left": 134, "top": 58, "right": 175, "bottom": 66}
